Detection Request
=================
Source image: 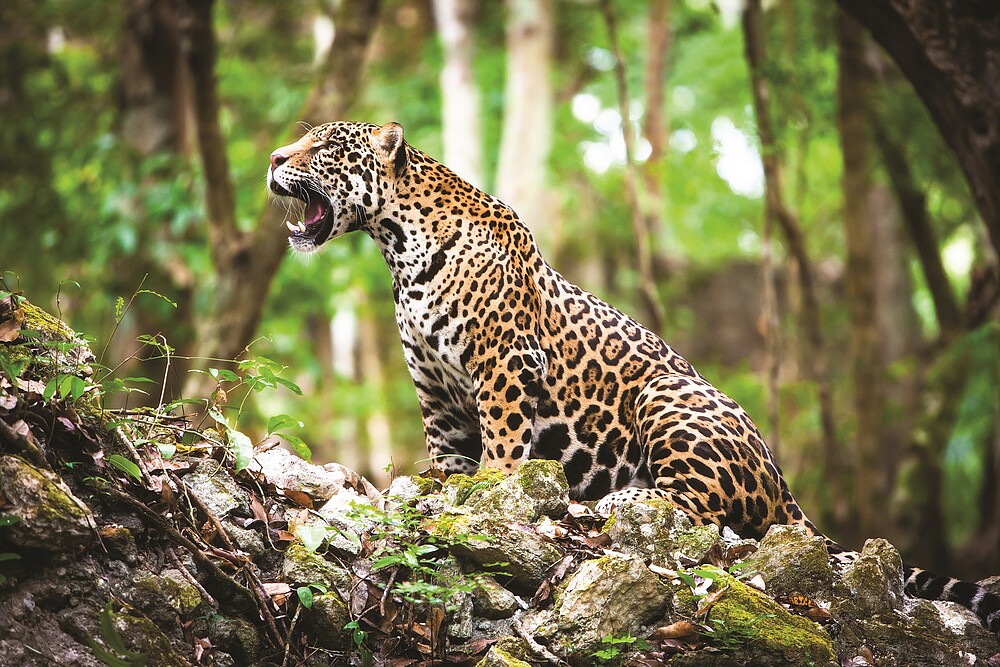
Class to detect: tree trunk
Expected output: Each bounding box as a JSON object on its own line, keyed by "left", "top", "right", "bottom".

{"left": 121, "top": 0, "right": 193, "bottom": 156}
{"left": 833, "top": 0, "right": 1000, "bottom": 262}
{"left": 182, "top": 0, "right": 381, "bottom": 398}
{"left": 640, "top": 0, "right": 672, "bottom": 263}
{"left": 495, "top": 0, "right": 554, "bottom": 239}
{"left": 836, "top": 10, "right": 884, "bottom": 542}
{"left": 432, "top": 0, "right": 483, "bottom": 187}
{"left": 742, "top": 0, "right": 842, "bottom": 516}
{"left": 598, "top": 0, "right": 666, "bottom": 334}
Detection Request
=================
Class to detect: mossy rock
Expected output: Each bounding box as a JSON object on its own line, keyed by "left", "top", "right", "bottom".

{"left": 8, "top": 299, "right": 95, "bottom": 380}
{"left": 443, "top": 514, "right": 563, "bottom": 591}
{"left": 700, "top": 571, "right": 836, "bottom": 666}
{"left": 0, "top": 454, "right": 95, "bottom": 551}
{"left": 743, "top": 524, "right": 833, "bottom": 599}
{"left": 110, "top": 611, "right": 190, "bottom": 667}
{"left": 301, "top": 592, "right": 352, "bottom": 650}
{"left": 476, "top": 637, "right": 534, "bottom": 667}
{"left": 281, "top": 541, "right": 353, "bottom": 600}
{"left": 467, "top": 460, "right": 569, "bottom": 523}
{"left": 128, "top": 570, "right": 203, "bottom": 621}
{"left": 442, "top": 468, "right": 507, "bottom": 506}
{"left": 526, "top": 552, "right": 672, "bottom": 654}
{"left": 605, "top": 498, "right": 720, "bottom": 568}
{"left": 204, "top": 616, "right": 262, "bottom": 665}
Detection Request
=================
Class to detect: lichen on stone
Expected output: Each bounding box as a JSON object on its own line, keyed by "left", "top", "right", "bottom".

{"left": 700, "top": 572, "right": 836, "bottom": 665}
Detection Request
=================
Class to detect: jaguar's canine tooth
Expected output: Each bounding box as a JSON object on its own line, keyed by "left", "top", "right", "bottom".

{"left": 285, "top": 220, "right": 297, "bottom": 232}
{"left": 297, "top": 222, "right": 307, "bottom": 233}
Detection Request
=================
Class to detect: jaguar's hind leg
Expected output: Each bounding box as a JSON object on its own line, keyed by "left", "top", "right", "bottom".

{"left": 606, "top": 373, "right": 814, "bottom": 540}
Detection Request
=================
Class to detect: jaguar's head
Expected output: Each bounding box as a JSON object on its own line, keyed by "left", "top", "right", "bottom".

{"left": 267, "top": 121, "right": 407, "bottom": 253}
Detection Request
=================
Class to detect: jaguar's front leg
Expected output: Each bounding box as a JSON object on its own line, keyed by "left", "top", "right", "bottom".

{"left": 470, "top": 338, "right": 546, "bottom": 471}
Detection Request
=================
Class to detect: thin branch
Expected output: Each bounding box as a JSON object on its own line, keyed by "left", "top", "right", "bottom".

{"left": 598, "top": 0, "right": 666, "bottom": 332}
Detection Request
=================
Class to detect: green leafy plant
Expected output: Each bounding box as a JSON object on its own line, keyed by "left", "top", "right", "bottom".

{"left": 84, "top": 604, "right": 149, "bottom": 667}
{"left": 106, "top": 454, "right": 143, "bottom": 483}
{"left": 347, "top": 502, "right": 491, "bottom": 611}
{"left": 344, "top": 619, "right": 373, "bottom": 667}
{"left": 295, "top": 582, "right": 328, "bottom": 609}
{"left": 591, "top": 634, "right": 649, "bottom": 665}
{"left": 266, "top": 413, "right": 310, "bottom": 461}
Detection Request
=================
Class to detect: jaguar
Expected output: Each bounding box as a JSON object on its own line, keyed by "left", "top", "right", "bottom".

{"left": 267, "top": 120, "right": 1000, "bottom": 635}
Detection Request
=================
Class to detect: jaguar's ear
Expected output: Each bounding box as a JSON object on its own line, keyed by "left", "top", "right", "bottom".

{"left": 372, "top": 122, "right": 407, "bottom": 175}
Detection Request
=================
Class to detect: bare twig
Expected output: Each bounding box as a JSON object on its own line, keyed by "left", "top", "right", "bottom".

{"left": 280, "top": 603, "right": 303, "bottom": 667}
{"left": 167, "top": 546, "right": 217, "bottom": 608}
{"left": 598, "top": 0, "right": 666, "bottom": 333}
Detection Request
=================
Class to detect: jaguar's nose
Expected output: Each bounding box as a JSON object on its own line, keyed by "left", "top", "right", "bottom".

{"left": 270, "top": 150, "right": 289, "bottom": 170}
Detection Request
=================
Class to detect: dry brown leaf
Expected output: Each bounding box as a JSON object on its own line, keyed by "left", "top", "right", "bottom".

{"left": 805, "top": 606, "right": 834, "bottom": 623}
{"left": 283, "top": 488, "right": 314, "bottom": 508}
{"left": 647, "top": 563, "right": 678, "bottom": 578}
{"left": 0, "top": 296, "right": 23, "bottom": 343}
{"left": 567, "top": 502, "right": 593, "bottom": 517}
{"left": 649, "top": 620, "right": 700, "bottom": 640}
{"left": 581, "top": 532, "right": 612, "bottom": 548}
{"left": 262, "top": 582, "right": 292, "bottom": 596}
{"left": 695, "top": 584, "right": 729, "bottom": 616}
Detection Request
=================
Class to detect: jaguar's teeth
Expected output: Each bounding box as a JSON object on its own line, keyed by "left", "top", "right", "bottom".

{"left": 297, "top": 222, "right": 307, "bottom": 233}
{"left": 285, "top": 220, "right": 297, "bottom": 232}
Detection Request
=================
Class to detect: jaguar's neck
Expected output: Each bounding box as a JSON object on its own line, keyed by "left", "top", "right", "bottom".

{"left": 366, "top": 152, "right": 545, "bottom": 291}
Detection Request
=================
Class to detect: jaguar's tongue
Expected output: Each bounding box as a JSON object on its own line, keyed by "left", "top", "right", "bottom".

{"left": 304, "top": 195, "right": 329, "bottom": 227}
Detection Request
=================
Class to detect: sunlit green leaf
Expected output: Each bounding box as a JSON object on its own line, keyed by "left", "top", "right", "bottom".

{"left": 107, "top": 454, "right": 142, "bottom": 483}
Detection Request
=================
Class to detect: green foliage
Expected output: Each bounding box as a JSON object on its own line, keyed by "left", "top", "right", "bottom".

{"left": 347, "top": 502, "right": 490, "bottom": 611}
{"left": 295, "top": 582, "right": 328, "bottom": 609}
{"left": 106, "top": 454, "right": 142, "bottom": 484}
{"left": 84, "top": 604, "right": 149, "bottom": 667}
{"left": 343, "top": 619, "right": 373, "bottom": 667}
{"left": 591, "top": 634, "right": 649, "bottom": 665}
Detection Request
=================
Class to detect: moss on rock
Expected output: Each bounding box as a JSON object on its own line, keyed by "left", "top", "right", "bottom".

{"left": 445, "top": 514, "right": 563, "bottom": 591}
{"left": 703, "top": 572, "right": 836, "bottom": 665}
{"left": 526, "top": 552, "right": 672, "bottom": 654}
{"left": 281, "top": 541, "right": 353, "bottom": 600}
{"left": 744, "top": 524, "right": 833, "bottom": 599}
{"left": 0, "top": 455, "right": 95, "bottom": 551}
{"left": 442, "top": 468, "right": 507, "bottom": 506}
{"left": 476, "top": 637, "right": 534, "bottom": 667}
{"left": 112, "top": 611, "right": 190, "bottom": 667}
{"left": 302, "top": 592, "right": 352, "bottom": 650}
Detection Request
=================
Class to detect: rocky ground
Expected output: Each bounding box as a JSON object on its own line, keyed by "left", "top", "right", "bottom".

{"left": 1, "top": 296, "right": 998, "bottom": 667}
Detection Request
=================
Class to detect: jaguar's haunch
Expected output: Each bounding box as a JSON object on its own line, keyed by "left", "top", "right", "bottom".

{"left": 267, "top": 120, "right": 1000, "bottom": 635}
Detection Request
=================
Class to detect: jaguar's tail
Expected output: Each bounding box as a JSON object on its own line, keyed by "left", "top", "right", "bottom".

{"left": 904, "top": 566, "right": 1000, "bottom": 635}
{"left": 823, "top": 537, "right": 1000, "bottom": 635}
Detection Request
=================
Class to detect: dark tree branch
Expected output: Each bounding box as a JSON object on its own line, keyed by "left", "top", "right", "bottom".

{"left": 834, "top": 0, "right": 1000, "bottom": 261}
{"left": 870, "top": 117, "right": 963, "bottom": 341}
{"left": 182, "top": 0, "right": 382, "bottom": 397}
{"left": 184, "top": 0, "right": 238, "bottom": 266}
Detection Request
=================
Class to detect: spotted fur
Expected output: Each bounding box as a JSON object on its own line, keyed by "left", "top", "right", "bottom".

{"left": 268, "top": 121, "right": 1000, "bottom": 635}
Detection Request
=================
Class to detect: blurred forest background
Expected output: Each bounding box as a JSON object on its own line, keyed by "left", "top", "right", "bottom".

{"left": 1, "top": 0, "right": 998, "bottom": 582}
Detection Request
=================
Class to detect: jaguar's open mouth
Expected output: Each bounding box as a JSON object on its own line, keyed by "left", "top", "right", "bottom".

{"left": 272, "top": 181, "right": 335, "bottom": 247}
